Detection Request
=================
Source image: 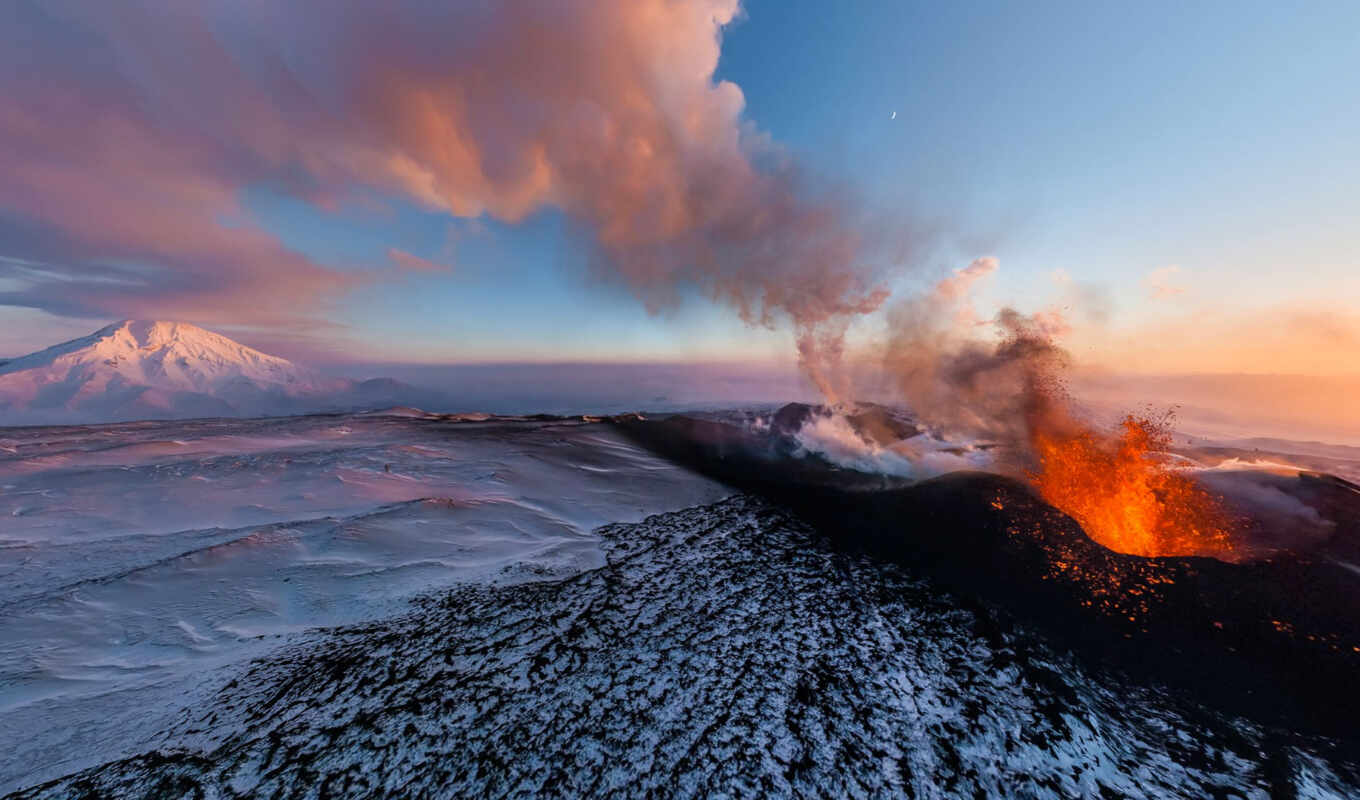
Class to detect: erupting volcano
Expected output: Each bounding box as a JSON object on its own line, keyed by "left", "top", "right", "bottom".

{"left": 881, "top": 292, "right": 1243, "bottom": 561}
{"left": 3, "top": 0, "right": 1357, "bottom": 793}
{"left": 1029, "top": 413, "right": 1237, "bottom": 559}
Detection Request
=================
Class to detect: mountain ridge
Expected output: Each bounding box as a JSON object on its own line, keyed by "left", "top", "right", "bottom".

{"left": 0, "top": 320, "right": 445, "bottom": 425}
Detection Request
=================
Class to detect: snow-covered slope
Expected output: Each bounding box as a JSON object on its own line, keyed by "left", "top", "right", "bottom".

{"left": 3, "top": 413, "right": 1357, "bottom": 796}
{"left": 0, "top": 321, "right": 434, "bottom": 425}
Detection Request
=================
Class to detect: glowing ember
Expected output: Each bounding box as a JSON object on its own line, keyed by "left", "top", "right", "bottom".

{"left": 1029, "top": 414, "right": 1236, "bottom": 558}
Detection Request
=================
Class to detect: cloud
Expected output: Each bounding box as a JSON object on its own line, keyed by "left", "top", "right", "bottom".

{"left": 1145, "top": 265, "right": 1186, "bottom": 299}
{"left": 0, "top": 112, "right": 355, "bottom": 324}
{"left": 920, "top": 256, "right": 998, "bottom": 330}
{"left": 0, "top": 0, "right": 903, "bottom": 355}
{"left": 934, "top": 257, "right": 998, "bottom": 303}
{"left": 388, "top": 249, "right": 451, "bottom": 273}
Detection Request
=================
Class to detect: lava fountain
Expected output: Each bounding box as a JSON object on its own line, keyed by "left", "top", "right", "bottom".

{"left": 1028, "top": 413, "right": 1237, "bottom": 559}
{"left": 885, "top": 287, "right": 1239, "bottom": 560}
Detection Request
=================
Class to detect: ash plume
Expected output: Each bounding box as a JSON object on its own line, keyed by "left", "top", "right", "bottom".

{"left": 1, "top": 0, "right": 896, "bottom": 369}
{"left": 880, "top": 259, "right": 1074, "bottom": 459}
{"left": 873, "top": 258, "right": 1239, "bottom": 559}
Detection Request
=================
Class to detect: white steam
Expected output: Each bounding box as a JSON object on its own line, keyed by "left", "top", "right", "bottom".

{"left": 792, "top": 412, "right": 992, "bottom": 481}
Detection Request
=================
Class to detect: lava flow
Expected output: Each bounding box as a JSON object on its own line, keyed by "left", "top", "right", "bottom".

{"left": 1028, "top": 413, "right": 1236, "bottom": 559}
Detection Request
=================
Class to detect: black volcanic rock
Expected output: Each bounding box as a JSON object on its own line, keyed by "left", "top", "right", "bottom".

{"left": 17, "top": 496, "right": 1359, "bottom": 797}
{"left": 11, "top": 412, "right": 1360, "bottom": 797}
{"left": 770, "top": 401, "right": 817, "bottom": 437}
{"left": 612, "top": 412, "right": 1360, "bottom": 735}
{"left": 769, "top": 401, "right": 922, "bottom": 446}
{"left": 1302, "top": 472, "right": 1360, "bottom": 560}
{"left": 1188, "top": 468, "right": 1360, "bottom": 558}
{"left": 844, "top": 403, "right": 922, "bottom": 444}
{"left": 615, "top": 412, "right": 909, "bottom": 492}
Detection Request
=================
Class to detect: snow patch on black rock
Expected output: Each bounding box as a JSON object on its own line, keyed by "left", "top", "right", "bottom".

{"left": 15, "top": 496, "right": 1357, "bottom": 799}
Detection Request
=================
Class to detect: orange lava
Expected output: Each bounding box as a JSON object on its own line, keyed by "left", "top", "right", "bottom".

{"left": 1029, "top": 414, "right": 1235, "bottom": 558}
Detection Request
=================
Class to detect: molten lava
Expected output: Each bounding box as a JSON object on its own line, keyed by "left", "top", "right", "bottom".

{"left": 1029, "top": 414, "right": 1236, "bottom": 558}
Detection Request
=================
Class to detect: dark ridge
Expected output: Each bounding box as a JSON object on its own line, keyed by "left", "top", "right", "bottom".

{"left": 18, "top": 494, "right": 1356, "bottom": 797}
{"left": 610, "top": 412, "right": 1360, "bottom": 738}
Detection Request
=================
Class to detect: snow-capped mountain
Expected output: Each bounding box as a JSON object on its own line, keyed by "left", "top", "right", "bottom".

{"left": 0, "top": 320, "right": 441, "bottom": 425}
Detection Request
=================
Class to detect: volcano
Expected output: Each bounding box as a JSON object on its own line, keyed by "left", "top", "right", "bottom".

{"left": 612, "top": 405, "right": 1360, "bottom": 736}
{"left": 4, "top": 408, "right": 1360, "bottom": 796}
{"left": 0, "top": 321, "right": 446, "bottom": 425}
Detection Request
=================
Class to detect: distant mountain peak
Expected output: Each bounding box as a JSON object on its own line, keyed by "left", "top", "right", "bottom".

{"left": 86, "top": 319, "right": 283, "bottom": 357}
{"left": 94, "top": 319, "right": 239, "bottom": 347}
{"left": 0, "top": 321, "right": 356, "bottom": 425}
{"left": 0, "top": 319, "right": 322, "bottom": 386}
{"left": 0, "top": 320, "right": 448, "bottom": 425}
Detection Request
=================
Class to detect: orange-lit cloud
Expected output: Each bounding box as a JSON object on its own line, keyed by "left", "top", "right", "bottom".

{"left": 0, "top": 101, "right": 354, "bottom": 324}
{"left": 0, "top": 0, "right": 898, "bottom": 354}
{"left": 934, "top": 257, "right": 998, "bottom": 302}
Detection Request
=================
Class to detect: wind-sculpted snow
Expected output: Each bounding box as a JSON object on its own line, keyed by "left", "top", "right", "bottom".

{"left": 12, "top": 496, "right": 1359, "bottom": 798}
{"left": 0, "top": 414, "right": 728, "bottom": 792}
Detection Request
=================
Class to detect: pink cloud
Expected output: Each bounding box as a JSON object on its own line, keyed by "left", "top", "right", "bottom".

{"left": 934, "top": 257, "right": 999, "bottom": 302}
{"left": 0, "top": 0, "right": 905, "bottom": 363}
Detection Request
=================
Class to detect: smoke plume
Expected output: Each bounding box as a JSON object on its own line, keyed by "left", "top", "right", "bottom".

{"left": 1, "top": 0, "right": 893, "bottom": 368}
{"left": 879, "top": 259, "right": 1074, "bottom": 457}
{"left": 875, "top": 258, "right": 1240, "bottom": 559}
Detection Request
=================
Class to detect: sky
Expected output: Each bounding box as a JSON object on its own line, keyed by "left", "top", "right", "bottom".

{"left": 1, "top": 0, "right": 1357, "bottom": 379}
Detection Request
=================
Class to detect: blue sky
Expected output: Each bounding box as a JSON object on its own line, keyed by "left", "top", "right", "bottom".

{"left": 1, "top": 0, "right": 1356, "bottom": 373}
{"left": 722, "top": 0, "right": 1359, "bottom": 338}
